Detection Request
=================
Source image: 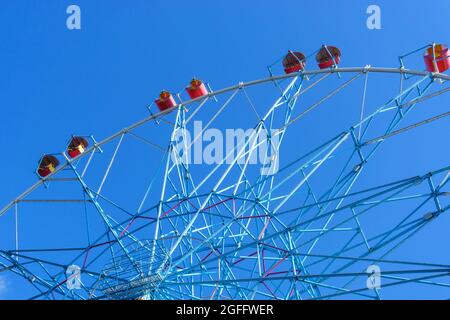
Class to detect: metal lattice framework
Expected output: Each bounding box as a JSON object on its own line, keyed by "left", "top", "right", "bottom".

{"left": 1, "top": 66, "right": 450, "bottom": 300}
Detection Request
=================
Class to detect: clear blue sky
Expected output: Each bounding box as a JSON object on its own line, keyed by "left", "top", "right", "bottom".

{"left": 0, "top": 1, "right": 449, "bottom": 299}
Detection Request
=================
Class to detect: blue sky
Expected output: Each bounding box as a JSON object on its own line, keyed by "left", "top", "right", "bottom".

{"left": 0, "top": 1, "right": 449, "bottom": 299}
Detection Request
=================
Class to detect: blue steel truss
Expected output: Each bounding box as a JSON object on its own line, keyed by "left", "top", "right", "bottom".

{"left": 0, "top": 65, "right": 449, "bottom": 300}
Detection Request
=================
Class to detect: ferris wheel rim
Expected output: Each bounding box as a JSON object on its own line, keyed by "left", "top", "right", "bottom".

{"left": 1, "top": 66, "right": 449, "bottom": 216}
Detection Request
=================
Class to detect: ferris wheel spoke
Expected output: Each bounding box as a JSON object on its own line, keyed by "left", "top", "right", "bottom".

{"left": 172, "top": 166, "right": 448, "bottom": 281}
{"left": 299, "top": 166, "right": 366, "bottom": 264}
{"left": 2, "top": 65, "right": 449, "bottom": 299}
{"left": 163, "top": 77, "right": 303, "bottom": 265}
{"left": 310, "top": 271, "right": 450, "bottom": 300}
{"left": 0, "top": 254, "right": 56, "bottom": 298}
{"left": 0, "top": 68, "right": 447, "bottom": 217}
{"left": 315, "top": 203, "right": 444, "bottom": 292}
{"left": 281, "top": 73, "right": 363, "bottom": 131}
{"left": 2, "top": 254, "right": 87, "bottom": 300}
{"left": 336, "top": 222, "right": 432, "bottom": 294}
{"left": 300, "top": 191, "right": 430, "bottom": 261}
{"left": 274, "top": 77, "right": 446, "bottom": 268}
{"left": 380, "top": 274, "right": 450, "bottom": 289}
{"left": 187, "top": 77, "right": 300, "bottom": 198}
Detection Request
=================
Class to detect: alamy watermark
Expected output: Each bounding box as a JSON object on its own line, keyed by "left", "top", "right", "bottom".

{"left": 366, "top": 5, "right": 381, "bottom": 30}
{"left": 66, "top": 264, "right": 82, "bottom": 290}
{"left": 170, "top": 121, "right": 280, "bottom": 176}
{"left": 366, "top": 264, "right": 381, "bottom": 290}
{"left": 66, "top": 5, "right": 81, "bottom": 30}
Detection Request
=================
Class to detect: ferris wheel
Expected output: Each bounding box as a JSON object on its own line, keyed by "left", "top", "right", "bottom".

{"left": 1, "top": 44, "right": 450, "bottom": 300}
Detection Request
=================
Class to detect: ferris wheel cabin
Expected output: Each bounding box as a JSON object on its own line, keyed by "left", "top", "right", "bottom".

{"left": 186, "top": 79, "right": 208, "bottom": 99}
{"left": 37, "top": 155, "right": 60, "bottom": 178}
{"left": 424, "top": 44, "right": 450, "bottom": 73}
{"left": 282, "top": 51, "right": 306, "bottom": 74}
{"left": 316, "top": 45, "right": 341, "bottom": 69}
{"left": 155, "top": 91, "right": 177, "bottom": 112}
{"left": 67, "top": 136, "right": 89, "bottom": 158}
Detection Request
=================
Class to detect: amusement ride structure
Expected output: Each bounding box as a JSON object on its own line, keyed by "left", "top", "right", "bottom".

{"left": 1, "top": 44, "right": 450, "bottom": 299}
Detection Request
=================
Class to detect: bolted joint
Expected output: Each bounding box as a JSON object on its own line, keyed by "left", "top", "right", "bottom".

{"left": 423, "top": 211, "right": 437, "bottom": 221}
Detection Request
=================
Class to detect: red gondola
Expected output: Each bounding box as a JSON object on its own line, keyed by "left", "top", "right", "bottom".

{"left": 67, "top": 136, "right": 89, "bottom": 158}
{"left": 282, "top": 51, "right": 306, "bottom": 74}
{"left": 316, "top": 45, "right": 341, "bottom": 69}
{"left": 186, "top": 79, "right": 208, "bottom": 99}
{"left": 424, "top": 44, "right": 450, "bottom": 73}
{"left": 155, "top": 91, "right": 177, "bottom": 112}
{"left": 37, "top": 155, "right": 60, "bottom": 178}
